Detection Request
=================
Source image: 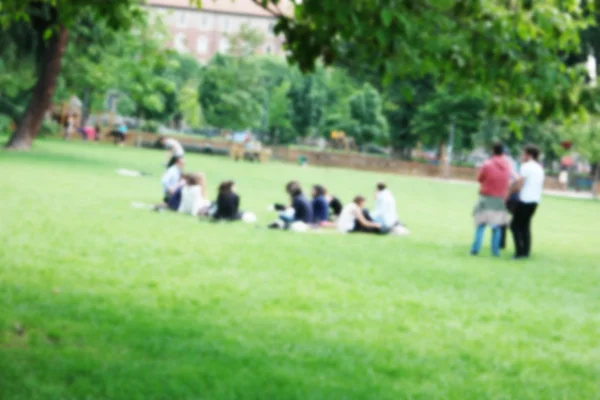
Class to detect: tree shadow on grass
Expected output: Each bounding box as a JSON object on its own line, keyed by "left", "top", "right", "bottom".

{"left": 0, "top": 284, "right": 415, "bottom": 400}
{"left": 1, "top": 282, "right": 597, "bottom": 400}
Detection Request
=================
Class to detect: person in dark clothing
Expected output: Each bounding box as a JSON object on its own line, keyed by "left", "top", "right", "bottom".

{"left": 288, "top": 181, "right": 312, "bottom": 224}
{"left": 311, "top": 185, "right": 332, "bottom": 227}
{"left": 327, "top": 195, "right": 343, "bottom": 218}
{"left": 510, "top": 145, "right": 545, "bottom": 259}
{"left": 268, "top": 181, "right": 313, "bottom": 229}
{"left": 213, "top": 180, "right": 241, "bottom": 220}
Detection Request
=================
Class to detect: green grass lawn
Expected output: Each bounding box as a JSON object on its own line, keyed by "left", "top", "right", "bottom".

{"left": 1, "top": 139, "right": 599, "bottom": 400}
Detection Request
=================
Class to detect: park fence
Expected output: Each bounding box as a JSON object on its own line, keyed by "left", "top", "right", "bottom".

{"left": 120, "top": 131, "right": 564, "bottom": 191}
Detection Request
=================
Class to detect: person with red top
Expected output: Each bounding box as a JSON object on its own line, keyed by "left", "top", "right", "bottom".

{"left": 470, "top": 142, "right": 511, "bottom": 257}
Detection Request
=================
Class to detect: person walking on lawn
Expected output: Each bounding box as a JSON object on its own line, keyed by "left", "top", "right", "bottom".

{"left": 510, "top": 145, "right": 545, "bottom": 259}
{"left": 470, "top": 142, "right": 511, "bottom": 257}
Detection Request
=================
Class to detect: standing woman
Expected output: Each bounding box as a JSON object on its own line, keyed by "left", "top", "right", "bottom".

{"left": 470, "top": 142, "right": 511, "bottom": 257}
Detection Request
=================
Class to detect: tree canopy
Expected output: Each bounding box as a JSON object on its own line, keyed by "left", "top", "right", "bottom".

{"left": 270, "top": 0, "right": 595, "bottom": 121}
{"left": 1, "top": 0, "right": 600, "bottom": 157}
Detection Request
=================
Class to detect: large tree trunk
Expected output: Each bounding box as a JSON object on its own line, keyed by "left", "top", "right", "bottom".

{"left": 5, "top": 25, "right": 69, "bottom": 150}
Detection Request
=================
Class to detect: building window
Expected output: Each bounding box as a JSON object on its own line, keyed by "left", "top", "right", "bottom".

{"left": 201, "top": 14, "right": 209, "bottom": 29}
{"left": 219, "top": 37, "right": 230, "bottom": 53}
{"left": 264, "top": 44, "right": 272, "bottom": 54}
{"left": 221, "top": 17, "right": 229, "bottom": 32}
{"left": 175, "top": 33, "right": 187, "bottom": 53}
{"left": 267, "top": 22, "right": 275, "bottom": 34}
{"left": 196, "top": 36, "right": 208, "bottom": 54}
{"left": 177, "top": 11, "right": 187, "bottom": 28}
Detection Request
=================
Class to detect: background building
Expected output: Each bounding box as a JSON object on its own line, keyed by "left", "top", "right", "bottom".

{"left": 146, "top": 0, "right": 288, "bottom": 63}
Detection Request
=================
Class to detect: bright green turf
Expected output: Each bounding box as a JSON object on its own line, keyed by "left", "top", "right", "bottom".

{"left": 1, "top": 139, "right": 599, "bottom": 400}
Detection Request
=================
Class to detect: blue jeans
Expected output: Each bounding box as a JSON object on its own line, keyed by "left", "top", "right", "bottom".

{"left": 471, "top": 224, "right": 502, "bottom": 256}
{"left": 279, "top": 214, "right": 295, "bottom": 229}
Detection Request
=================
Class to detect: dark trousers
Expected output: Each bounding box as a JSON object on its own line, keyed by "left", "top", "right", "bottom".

{"left": 510, "top": 202, "right": 538, "bottom": 257}
{"left": 352, "top": 209, "right": 382, "bottom": 234}
{"left": 500, "top": 198, "right": 519, "bottom": 249}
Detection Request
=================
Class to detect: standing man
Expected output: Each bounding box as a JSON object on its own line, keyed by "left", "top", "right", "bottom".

{"left": 470, "top": 142, "right": 511, "bottom": 256}
{"left": 510, "top": 145, "right": 545, "bottom": 259}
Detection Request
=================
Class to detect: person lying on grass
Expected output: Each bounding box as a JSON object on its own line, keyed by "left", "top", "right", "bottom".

{"left": 268, "top": 181, "right": 313, "bottom": 230}
{"left": 337, "top": 196, "right": 385, "bottom": 234}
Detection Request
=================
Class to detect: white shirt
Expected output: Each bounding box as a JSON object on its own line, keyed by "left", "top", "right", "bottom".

{"left": 371, "top": 189, "right": 398, "bottom": 227}
{"left": 165, "top": 138, "right": 184, "bottom": 157}
{"left": 178, "top": 185, "right": 210, "bottom": 215}
{"left": 337, "top": 203, "right": 360, "bottom": 233}
{"left": 519, "top": 160, "right": 545, "bottom": 203}
{"left": 161, "top": 165, "right": 181, "bottom": 194}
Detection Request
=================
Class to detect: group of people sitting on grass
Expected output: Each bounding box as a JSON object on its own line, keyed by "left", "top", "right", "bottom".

{"left": 153, "top": 136, "right": 408, "bottom": 235}
{"left": 156, "top": 157, "right": 253, "bottom": 222}
{"left": 267, "top": 181, "right": 408, "bottom": 235}
{"left": 471, "top": 143, "right": 545, "bottom": 259}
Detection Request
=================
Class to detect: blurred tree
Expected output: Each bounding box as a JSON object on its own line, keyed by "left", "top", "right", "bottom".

{"left": 199, "top": 55, "right": 262, "bottom": 130}
{"left": 1, "top": 0, "right": 141, "bottom": 149}
{"left": 287, "top": 73, "right": 327, "bottom": 137}
{"left": 265, "top": 0, "right": 593, "bottom": 124}
{"left": 561, "top": 119, "right": 600, "bottom": 196}
{"left": 411, "top": 90, "right": 486, "bottom": 156}
{"left": 345, "top": 84, "right": 389, "bottom": 145}
{"left": 227, "top": 24, "right": 265, "bottom": 57}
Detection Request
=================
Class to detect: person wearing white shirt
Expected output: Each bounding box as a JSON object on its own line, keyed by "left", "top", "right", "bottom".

{"left": 178, "top": 173, "right": 211, "bottom": 216}
{"left": 161, "top": 158, "right": 184, "bottom": 202}
{"left": 371, "top": 183, "right": 398, "bottom": 229}
{"left": 158, "top": 136, "right": 185, "bottom": 168}
{"left": 337, "top": 196, "right": 382, "bottom": 233}
{"left": 510, "top": 145, "right": 545, "bottom": 259}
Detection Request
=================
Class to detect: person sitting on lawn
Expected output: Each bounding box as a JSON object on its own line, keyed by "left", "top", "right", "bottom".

{"left": 311, "top": 185, "right": 335, "bottom": 227}
{"left": 154, "top": 158, "right": 185, "bottom": 211}
{"left": 178, "top": 173, "right": 211, "bottom": 216}
{"left": 158, "top": 136, "right": 185, "bottom": 168}
{"left": 322, "top": 188, "right": 342, "bottom": 220}
{"left": 212, "top": 180, "right": 242, "bottom": 220}
{"left": 370, "top": 182, "right": 399, "bottom": 230}
{"left": 337, "top": 196, "right": 383, "bottom": 234}
{"left": 268, "top": 181, "right": 313, "bottom": 230}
